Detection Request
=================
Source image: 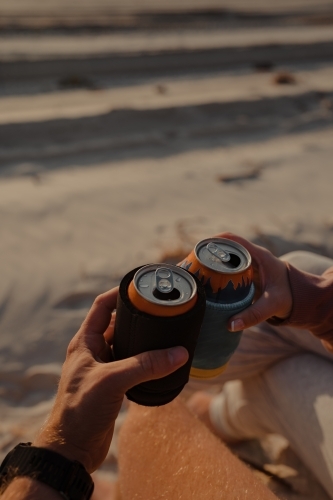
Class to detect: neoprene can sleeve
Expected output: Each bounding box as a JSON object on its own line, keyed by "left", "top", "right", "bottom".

{"left": 113, "top": 266, "right": 206, "bottom": 406}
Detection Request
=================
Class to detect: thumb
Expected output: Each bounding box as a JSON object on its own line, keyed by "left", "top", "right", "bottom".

{"left": 113, "top": 346, "right": 189, "bottom": 393}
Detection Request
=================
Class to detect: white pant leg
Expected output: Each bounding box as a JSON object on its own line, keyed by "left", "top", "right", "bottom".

{"left": 280, "top": 250, "right": 333, "bottom": 275}
{"left": 210, "top": 354, "right": 333, "bottom": 498}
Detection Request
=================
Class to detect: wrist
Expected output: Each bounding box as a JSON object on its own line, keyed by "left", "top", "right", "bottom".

{"left": 34, "top": 429, "right": 93, "bottom": 473}
{"left": 2, "top": 476, "right": 62, "bottom": 500}
{"left": 0, "top": 443, "right": 94, "bottom": 500}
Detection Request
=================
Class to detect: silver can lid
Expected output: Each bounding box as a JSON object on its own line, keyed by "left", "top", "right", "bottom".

{"left": 133, "top": 263, "right": 197, "bottom": 306}
{"left": 195, "top": 238, "right": 251, "bottom": 274}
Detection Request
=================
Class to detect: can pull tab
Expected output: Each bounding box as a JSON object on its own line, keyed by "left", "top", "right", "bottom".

{"left": 155, "top": 267, "right": 174, "bottom": 293}
{"left": 207, "top": 242, "right": 231, "bottom": 262}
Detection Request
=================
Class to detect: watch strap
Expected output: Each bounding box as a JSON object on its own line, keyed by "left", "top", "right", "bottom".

{"left": 0, "top": 442, "right": 94, "bottom": 500}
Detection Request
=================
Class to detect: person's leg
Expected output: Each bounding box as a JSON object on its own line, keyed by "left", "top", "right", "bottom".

{"left": 117, "top": 399, "right": 278, "bottom": 500}
{"left": 210, "top": 353, "right": 333, "bottom": 498}
{"left": 280, "top": 250, "right": 333, "bottom": 276}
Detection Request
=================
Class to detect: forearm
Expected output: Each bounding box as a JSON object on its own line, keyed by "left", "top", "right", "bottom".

{"left": 1, "top": 477, "right": 62, "bottom": 500}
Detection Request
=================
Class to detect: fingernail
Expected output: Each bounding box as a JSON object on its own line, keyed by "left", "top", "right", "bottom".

{"left": 230, "top": 319, "right": 245, "bottom": 332}
{"left": 168, "top": 346, "right": 188, "bottom": 366}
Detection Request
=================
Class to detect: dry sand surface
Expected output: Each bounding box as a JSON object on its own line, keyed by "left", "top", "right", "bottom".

{"left": 2, "top": 26, "right": 333, "bottom": 61}
{"left": 0, "top": 1, "right": 333, "bottom": 498}
{"left": 1, "top": 0, "right": 333, "bottom": 15}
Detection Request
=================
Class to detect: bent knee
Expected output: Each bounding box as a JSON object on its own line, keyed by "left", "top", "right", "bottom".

{"left": 280, "top": 250, "right": 333, "bottom": 275}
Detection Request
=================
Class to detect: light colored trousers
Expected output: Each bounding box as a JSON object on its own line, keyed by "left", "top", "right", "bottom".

{"left": 207, "top": 251, "right": 333, "bottom": 497}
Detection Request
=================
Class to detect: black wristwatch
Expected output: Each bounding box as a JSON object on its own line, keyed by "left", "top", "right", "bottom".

{"left": 0, "top": 443, "right": 94, "bottom": 500}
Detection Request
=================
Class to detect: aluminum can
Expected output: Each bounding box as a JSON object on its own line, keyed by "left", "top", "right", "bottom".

{"left": 113, "top": 263, "right": 206, "bottom": 406}
{"left": 180, "top": 238, "right": 253, "bottom": 302}
{"left": 179, "top": 238, "right": 255, "bottom": 379}
{"left": 128, "top": 263, "right": 198, "bottom": 317}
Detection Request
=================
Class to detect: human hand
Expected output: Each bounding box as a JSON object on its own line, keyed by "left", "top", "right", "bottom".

{"left": 215, "top": 233, "right": 293, "bottom": 331}
{"left": 33, "top": 287, "right": 188, "bottom": 473}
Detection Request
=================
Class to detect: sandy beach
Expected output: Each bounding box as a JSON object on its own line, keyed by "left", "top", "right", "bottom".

{"left": 1, "top": 1, "right": 333, "bottom": 498}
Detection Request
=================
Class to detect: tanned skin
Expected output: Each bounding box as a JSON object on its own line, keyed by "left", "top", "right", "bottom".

{"left": 117, "top": 399, "right": 278, "bottom": 500}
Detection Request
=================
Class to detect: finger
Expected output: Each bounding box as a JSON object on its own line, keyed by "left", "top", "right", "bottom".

{"left": 96, "top": 342, "right": 113, "bottom": 363}
{"left": 228, "top": 292, "right": 277, "bottom": 331}
{"left": 110, "top": 346, "right": 189, "bottom": 393}
{"left": 80, "top": 287, "right": 119, "bottom": 339}
{"left": 104, "top": 312, "right": 116, "bottom": 345}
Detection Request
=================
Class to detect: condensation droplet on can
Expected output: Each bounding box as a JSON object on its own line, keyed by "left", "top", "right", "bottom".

{"left": 176, "top": 277, "right": 181, "bottom": 282}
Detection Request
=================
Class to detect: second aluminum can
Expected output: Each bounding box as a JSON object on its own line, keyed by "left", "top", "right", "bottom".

{"left": 113, "top": 263, "right": 206, "bottom": 406}
{"left": 179, "top": 238, "right": 255, "bottom": 379}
